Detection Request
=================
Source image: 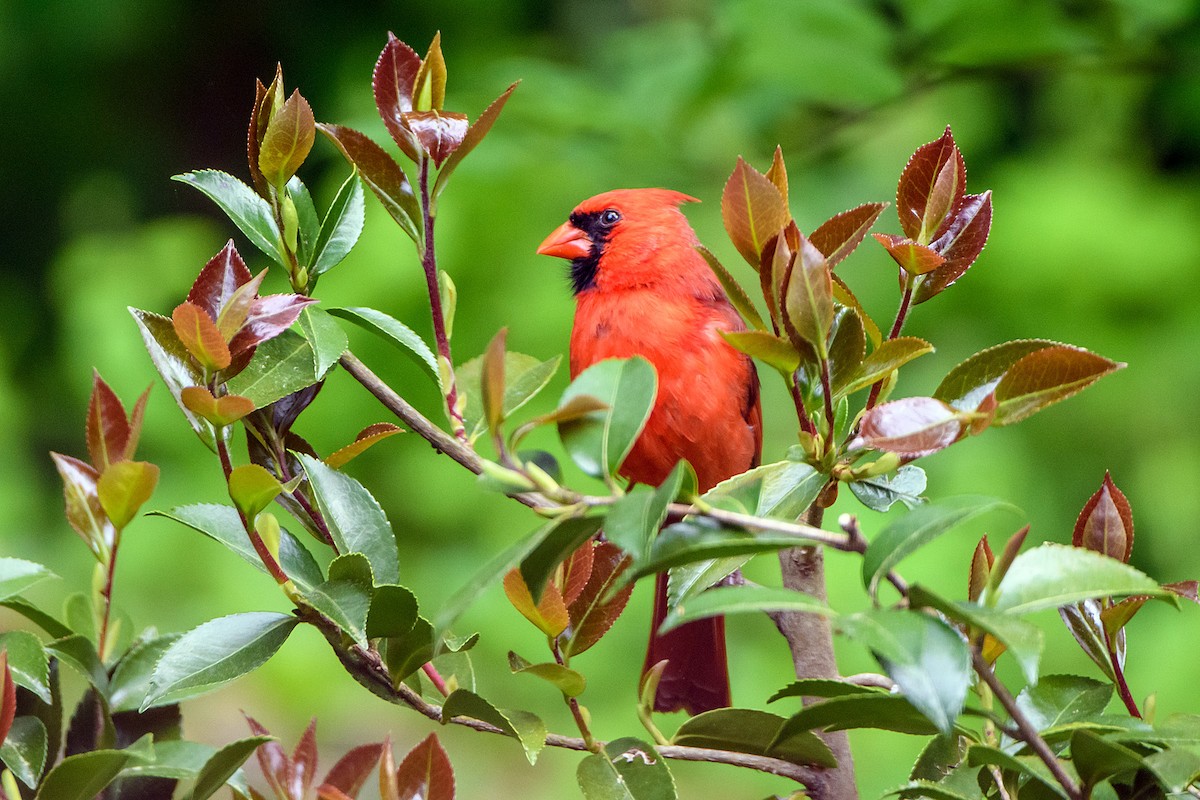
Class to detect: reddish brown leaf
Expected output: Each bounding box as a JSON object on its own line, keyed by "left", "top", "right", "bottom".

{"left": 559, "top": 541, "right": 595, "bottom": 606}
{"left": 1165, "top": 581, "right": 1200, "bottom": 604}
{"left": 990, "top": 525, "right": 1030, "bottom": 591}
{"left": 969, "top": 536, "right": 995, "bottom": 602}
{"left": 412, "top": 33, "right": 447, "bottom": 112}
{"left": 810, "top": 202, "right": 887, "bottom": 269}
{"left": 781, "top": 231, "right": 834, "bottom": 358}
{"left": 318, "top": 124, "right": 421, "bottom": 241}
{"left": 764, "top": 145, "right": 789, "bottom": 208}
{"left": 563, "top": 542, "right": 634, "bottom": 657}
{"left": 125, "top": 385, "right": 151, "bottom": 461}
{"left": 0, "top": 651, "right": 13, "bottom": 746}
{"left": 993, "top": 345, "right": 1123, "bottom": 426}
{"left": 433, "top": 81, "right": 519, "bottom": 199}
{"left": 188, "top": 241, "right": 254, "bottom": 323}
{"left": 248, "top": 77, "right": 272, "bottom": 196}
{"left": 934, "top": 339, "right": 1061, "bottom": 412}
{"left": 216, "top": 270, "right": 268, "bottom": 341}
{"left": 86, "top": 371, "right": 131, "bottom": 471}
{"left": 503, "top": 569, "right": 569, "bottom": 637}
{"left": 968, "top": 392, "right": 998, "bottom": 436}
{"left": 1100, "top": 596, "right": 1147, "bottom": 640}
{"left": 722, "top": 156, "right": 789, "bottom": 269}
{"left": 320, "top": 742, "right": 385, "bottom": 798}
{"left": 873, "top": 233, "right": 946, "bottom": 276}
{"left": 373, "top": 33, "right": 423, "bottom": 162}
{"left": 173, "top": 302, "right": 232, "bottom": 371}
{"left": 393, "top": 733, "right": 454, "bottom": 800}
{"left": 896, "top": 126, "right": 965, "bottom": 242}
{"left": 480, "top": 328, "right": 507, "bottom": 435}
{"left": 181, "top": 386, "right": 256, "bottom": 426}
{"left": 227, "top": 294, "right": 319, "bottom": 357}
{"left": 316, "top": 788, "right": 354, "bottom": 800}
{"left": 246, "top": 716, "right": 291, "bottom": 798}
{"left": 97, "top": 460, "right": 159, "bottom": 530}
{"left": 857, "top": 396, "right": 965, "bottom": 458}
{"left": 51, "top": 452, "right": 113, "bottom": 550}
{"left": 291, "top": 718, "right": 319, "bottom": 798}
{"left": 259, "top": 89, "right": 316, "bottom": 188}
{"left": 325, "top": 423, "right": 404, "bottom": 470}
{"left": 1073, "top": 472, "right": 1134, "bottom": 563}
{"left": 916, "top": 191, "right": 993, "bottom": 304}
{"left": 398, "top": 111, "right": 466, "bottom": 168}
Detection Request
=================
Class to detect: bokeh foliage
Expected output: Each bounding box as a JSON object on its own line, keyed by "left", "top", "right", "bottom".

{"left": 3, "top": 1, "right": 1200, "bottom": 796}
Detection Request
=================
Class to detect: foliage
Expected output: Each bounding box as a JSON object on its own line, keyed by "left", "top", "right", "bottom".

{"left": 3, "top": 24, "right": 1198, "bottom": 800}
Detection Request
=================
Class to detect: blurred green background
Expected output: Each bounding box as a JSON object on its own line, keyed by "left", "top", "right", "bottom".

{"left": 4, "top": 0, "right": 1200, "bottom": 797}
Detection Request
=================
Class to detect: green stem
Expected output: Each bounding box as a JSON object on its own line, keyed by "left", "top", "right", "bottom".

{"left": 217, "top": 435, "right": 288, "bottom": 583}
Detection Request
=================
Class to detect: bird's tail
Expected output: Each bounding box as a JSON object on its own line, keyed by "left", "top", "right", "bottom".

{"left": 642, "top": 573, "right": 730, "bottom": 715}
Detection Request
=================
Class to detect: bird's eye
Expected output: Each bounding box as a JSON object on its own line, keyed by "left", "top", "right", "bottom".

{"left": 599, "top": 209, "right": 621, "bottom": 226}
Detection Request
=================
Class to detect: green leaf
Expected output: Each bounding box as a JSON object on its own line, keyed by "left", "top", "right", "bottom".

{"left": 965, "top": 745, "right": 1065, "bottom": 796}
{"left": 838, "top": 610, "right": 971, "bottom": 734}
{"left": 772, "top": 692, "right": 938, "bottom": 741}
{"left": 310, "top": 172, "right": 365, "bottom": 278}
{"left": 1, "top": 716, "right": 47, "bottom": 788}
{"left": 508, "top": 652, "right": 586, "bottom": 697}
{"left": 109, "top": 633, "right": 182, "bottom": 712}
{"left": 286, "top": 177, "right": 319, "bottom": 266}
{"left": 934, "top": 340, "right": 1061, "bottom": 411}
{"left": 258, "top": 89, "right": 315, "bottom": 188}
{"left": 849, "top": 464, "right": 927, "bottom": 512}
{"left": 1144, "top": 748, "right": 1200, "bottom": 794}
{"left": 116, "top": 739, "right": 214, "bottom": 780}
{"left": 440, "top": 689, "right": 546, "bottom": 764}
{"left": 720, "top": 330, "right": 799, "bottom": 374}
{"left": 768, "top": 679, "right": 882, "bottom": 703}
{"left": 603, "top": 486, "right": 659, "bottom": 563}
{"left": 365, "top": 584, "right": 419, "bottom": 639}
{"left": 781, "top": 232, "right": 834, "bottom": 358}
{"left": 317, "top": 124, "right": 421, "bottom": 244}
{"left": 328, "top": 306, "right": 439, "bottom": 387}
{"left": 225, "top": 329, "right": 320, "bottom": 409}
{"left": 188, "top": 736, "right": 274, "bottom": 800}
{"left": 632, "top": 518, "right": 806, "bottom": 581}
{"left": 518, "top": 516, "right": 605, "bottom": 602}
{"left": 992, "top": 346, "right": 1124, "bottom": 426}
{"left": 45, "top": 634, "right": 108, "bottom": 693}
{"left": 0, "top": 559, "right": 56, "bottom": 603}
{"left": 987, "top": 544, "right": 1173, "bottom": 614}
{"left": 909, "top": 585, "right": 1043, "bottom": 684}
{"left": 703, "top": 459, "right": 823, "bottom": 519}
{"left": 226, "top": 464, "right": 282, "bottom": 522}
{"left": 142, "top": 612, "right": 298, "bottom": 709}
{"left": 883, "top": 779, "right": 980, "bottom": 800}
{"left": 298, "top": 306, "right": 348, "bottom": 378}
{"left": 577, "top": 737, "right": 677, "bottom": 800}
{"left": 862, "top": 496, "right": 1011, "bottom": 597}
{"left": 33, "top": 748, "right": 140, "bottom": 800}
{"left": 296, "top": 453, "right": 399, "bottom": 585}
{"left": 839, "top": 337, "right": 935, "bottom": 398}
{"left": 659, "top": 585, "right": 831, "bottom": 635}
{"left": 696, "top": 246, "right": 766, "bottom": 330}
{"left": 153, "top": 504, "right": 323, "bottom": 592}
{"left": 558, "top": 357, "right": 657, "bottom": 480}
{"left": 384, "top": 616, "right": 436, "bottom": 684}
{"left": 0, "top": 598, "right": 71, "bottom": 639}
{"left": 1015, "top": 675, "right": 1112, "bottom": 732}
{"left": 1070, "top": 729, "right": 1146, "bottom": 789}
{"left": 302, "top": 553, "right": 373, "bottom": 646}
{"left": 172, "top": 171, "right": 286, "bottom": 266}
{"left": 672, "top": 708, "right": 835, "bottom": 768}
{"left": 130, "top": 308, "right": 219, "bottom": 450}
{"left": 0, "top": 632, "right": 50, "bottom": 704}
{"left": 458, "top": 350, "right": 562, "bottom": 438}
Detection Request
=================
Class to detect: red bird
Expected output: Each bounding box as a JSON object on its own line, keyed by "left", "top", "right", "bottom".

{"left": 537, "top": 188, "right": 762, "bottom": 714}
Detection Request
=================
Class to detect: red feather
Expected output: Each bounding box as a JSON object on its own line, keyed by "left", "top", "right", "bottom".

{"left": 540, "top": 188, "right": 762, "bottom": 714}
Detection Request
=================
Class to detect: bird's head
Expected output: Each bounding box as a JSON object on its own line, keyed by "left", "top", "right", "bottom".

{"left": 537, "top": 188, "right": 700, "bottom": 294}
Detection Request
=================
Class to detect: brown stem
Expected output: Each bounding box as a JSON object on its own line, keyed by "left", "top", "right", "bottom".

{"left": 790, "top": 372, "right": 819, "bottom": 438}
{"left": 417, "top": 158, "right": 467, "bottom": 441}
{"left": 819, "top": 358, "right": 836, "bottom": 447}
{"left": 972, "top": 648, "right": 1082, "bottom": 800}
{"left": 774, "top": 505, "right": 859, "bottom": 800}
{"left": 1105, "top": 631, "right": 1143, "bottom": 718}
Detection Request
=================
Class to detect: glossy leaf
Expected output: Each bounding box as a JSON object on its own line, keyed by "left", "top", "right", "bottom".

{"left": 33, "top": 748, "right": 139, "bottom": 800}
{"left": 305, "top": 554, "right": 373, "bottom": 646}
{"left": 1015, "top": 675, "right": 1112, "bottom": 731}
{"left": 85, "top": 373, "right": 131, "bottom": 470}
{"left": 96, "top": 459, "right": 159, "bottom": 530}
{"left": 781, "top": 231, "right": 834, "bottom": 358}
{"left": 519, "top": 516, "right": 605, "bottom": 601}
{"left": 226, "top": 330, "right": 321, "bottom": 408}
{"left": 227, "top": 293, "right": 319, "bottom": 357}
{"left": 848, "top": 464, "right": 927, "bottom": 512}
{"left": 108, "top": 633, "right": 182, "bottom": 713}
{"left": 440, "top": 690, "right": 545, "bottom": 765}
{"left": 317, "top": 124, "right": 421, "bottom": 244}
{"left": 402, "top": 110, "right": 468, "bottom": 167}
{"left": 259, "top": 90, "right": 315, "bottom": 188}
{"left": 458, "top": 348, "right": 561, "bottom": 439}
{"left": 811, "top": 202, "right": 887, "bottom": 269}
{"left": 317, "top": 741, "right": 385, "bottom": 798}
{"left": 917, "top": 191, "right": 993, "bottom": 304}
{"left": 987, "top": 544, "right": 1171, "bottom": 614}
{"left": 563, "top": 542, "right": 634, "bottom": 657}
{"left": 325, "top": 423, "right": 404, "bottom": 470}
{"left": 504, "top": 569, "right": 569, "bottom": 637}
{"left": 297, "top": 308, "right": 347, "bottom": 382}
{"left": 172, "top": 171, "right": 287, "bottom": 266}
{"left": 558, "top": 357, "right": 657, "bottom": 479}
{"left": 372, "top": 33, "right": 422, "bottom": 161}
{"left": 50, "top": 453, "right": 111, "bottom": 550}
{"left": 969, "top": 536, "right": 994, "bottom": 603}
{"left": 0, "top": 652, "right": 12, "bottom": 748}
{"left": 154, "top": 504, "right": 323, "bottom": 592}
{"left": 857, "top": 397, "right": 965, "bottom": 458}
{"left": 839, "top": 337, "right": 934, "bottom": 398}
{"left": 297, "top": 453, "right": 399, "bottom": 585}
{"left": 142, "top": 612, "right": 299, "bottom": 709}
{"left": 1070, "top": 729, "right": 1145, "bottom": 790}
{"left": 659, "top": 585, "right": 831, "bottom": 635}
{"left": 827, "top": 306, "right": 866, "bottom": 393}
{"left": 364, "top": 584, "right": 418, "bottom": 640}
{"left": 767, "top": 679, "right": 882, "bottom": 703}
{"left": 130, "top": 307, "right": 219, "bottom": 450}
{"left": 508, "top": 651, "right": 586, "bottom": 697}
{"left": 328, "top": 307, "right": 439, "bottom": 387}
{"left": 696, "top": 246, "right": 765, "bottom": 331}
{"left": 287, "top": 177, "right": 320, "bottom": 266}
{"left": 672, "top": 708, "right": 835, "bottom": 768}
{"left": 1144, "top": 748, "right": 1200, "bottom": 794}
{"left": 874, "top": 234, "right": 946, "bottom": 276}
{"left": 227, "top": 464, "right": 282, "bottom": 523}
{"left": 896, "top": 127, "right": 965, "bottom": 242}
{"left": 413, "top": 33, "right": 447, "bottom": 111}
{"left": 309, "top": 171, "right": 365, "bottom": 278}
{"left": 393, "top": 733, "right": 454, "bottom": 800}
{"left": 1, "top": 716, "right": 46, "bottom": 789}
{"left": 190, "top": 242, "right": 255, "bottom": 326}
{"left": 433, "top": 81, "right": 519, "bottom": 200}
{"left": 720, "top": 330, "right": 798, "bottom": 373}
{"left": 772, "top": 692, "right": 938, "bottom": 740}
{"left": 577, "top": 737, "right": 676, "bottom": 800}
{"left": 189, "top": 736, "right": 275, "bottom": 800}
{"left": 993, "top": 345, "right": 1122, "bottom": 425}
{"left": 722, "top": 156, "right": 788, "bottom": 268}
{"left": 0, "top": 561, "right": 56, "bottom": 605}
{"left": 0, "top": 633, "right": 49, "bottom": 705}
{"left": 764, "top": 145, "right": 788, "bottom": 207}
{"left": 909, "top": 585, "right": 1043, "bottom": 684}
{"left": 180, "top": 387, "right": 255, "bottom": 427}
{"left": 863, "top": 496, "right": 1010, "bottom": 596}
{"left": 172, "top": 302, "right": 231, "bottom": 371}
{"left": 934, "top": 339, "right": 1057, "bottom": 411}
{"left": 1074, "top": 472, "right": 1133, "bottom": 563}
{"left": 632, "top": 519, "right": 808, "bottom": 580}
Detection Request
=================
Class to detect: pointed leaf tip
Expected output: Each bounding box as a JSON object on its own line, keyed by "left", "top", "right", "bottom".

{"left": 1073, "top": 472, "right": 1133, "bottom": 563}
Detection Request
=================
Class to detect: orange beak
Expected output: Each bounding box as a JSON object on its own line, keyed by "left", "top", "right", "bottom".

{"left": 537, "top": 221, "right": 593, "bottom": 260}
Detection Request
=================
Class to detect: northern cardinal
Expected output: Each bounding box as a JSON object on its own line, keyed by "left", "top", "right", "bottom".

{"left": 537, "top": 188, "right": 762, "bottom": 714}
